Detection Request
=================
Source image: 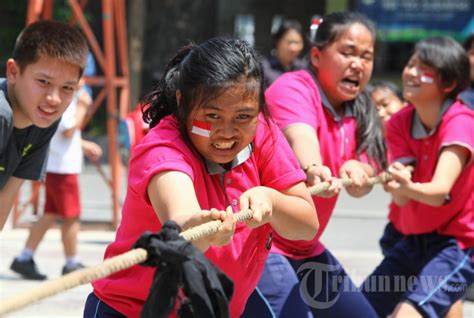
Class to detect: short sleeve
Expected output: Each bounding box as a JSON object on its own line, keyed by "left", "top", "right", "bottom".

{"left": 439, "top": 111, "right": 474, "bottom": 159}
{"left": 0, "top": 92, "right": 13, "bottom": 156}
{"left": 128, "top": 139, "right": 196, "bottom": 204}
{"left": 265, "top": 71, "right": 320, "bottom": 130}
{"left": 254, "top": 117, "right": 306, "bottom": 190}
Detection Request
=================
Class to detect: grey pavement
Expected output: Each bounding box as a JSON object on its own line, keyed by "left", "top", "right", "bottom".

{"left": 0, "top": 165, "right": 473, "bottom": 317}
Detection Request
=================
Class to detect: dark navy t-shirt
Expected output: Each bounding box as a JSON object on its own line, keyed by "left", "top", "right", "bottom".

{"left": 0, "top": 78, "right": 59, "bottom": 189}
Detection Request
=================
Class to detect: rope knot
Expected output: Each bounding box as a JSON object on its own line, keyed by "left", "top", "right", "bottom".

{"left": 133, "top": 220, "right": 234, "bottom": 318}
{"left": 134, "top": 221, "right": 193, "bottom": 267}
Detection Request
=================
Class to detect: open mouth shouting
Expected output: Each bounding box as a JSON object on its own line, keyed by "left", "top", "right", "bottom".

{"left": 340, "top": 76, "right": 361, "bottom": 95}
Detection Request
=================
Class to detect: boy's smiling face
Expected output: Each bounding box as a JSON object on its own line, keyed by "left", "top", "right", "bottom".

{"left": 7, "top": 55, "right": 81, "bottom": 129}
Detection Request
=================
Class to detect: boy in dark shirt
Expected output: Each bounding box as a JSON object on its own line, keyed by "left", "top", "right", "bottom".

{"left": 0, "top": 21, "right": 88, "bottom": 231}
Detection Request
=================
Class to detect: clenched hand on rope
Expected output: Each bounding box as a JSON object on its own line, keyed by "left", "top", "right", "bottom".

{"left": 0, "top": 172, "right": 390, "bottom": 317}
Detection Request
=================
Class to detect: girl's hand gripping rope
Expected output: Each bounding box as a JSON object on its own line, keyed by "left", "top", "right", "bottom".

{"left": 384, "top": 162, "right": 414, "bottom": 193}
{"left": 305, "top": 164, "right": 342, "bottom": 198}
{"left": 205, "top": 207, "right": 236, "bottom": 247}
{"left": 239, "top": 186, "right": 274, "bottom": 229}
{"left": 339, "top": 160, "right": 374, "bottom": 197}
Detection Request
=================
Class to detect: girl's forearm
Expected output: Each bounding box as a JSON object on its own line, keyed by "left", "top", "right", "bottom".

{"left": 403, "top": 182, "right": 450, "bottom": 207}
{"left": 269, "top": 188, "right": 318, "bottom": 241}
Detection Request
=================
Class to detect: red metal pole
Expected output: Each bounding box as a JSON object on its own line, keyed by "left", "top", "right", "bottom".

{"left": 114, "top": 0, "right": 130, "bottom": 117}
{"left": 41, "top": 0, "right": 53, "bottom": 20}
{"left": 102, "top": 0, "right": 121, "bottom": 228}
{"left": 68, "top": 0, "right": 106, "bottom": 73}
{"left": 68, "top": 0, "right": 88, "bottom": 25}
{"left": 26, "top": 0, "right": 43, "bottom": 25}
{"left": 80, "top": 87, "right": 107, "bottom": 130}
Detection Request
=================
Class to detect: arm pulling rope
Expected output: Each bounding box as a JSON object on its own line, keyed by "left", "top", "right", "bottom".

{"left": 0, "top": 209, "right": 253, "bottom": 316}
{"left": 0, "top": 173, "right": 390, "bottom": 316}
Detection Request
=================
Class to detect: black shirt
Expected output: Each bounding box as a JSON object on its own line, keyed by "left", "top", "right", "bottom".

{"left": 0, "top": 78, "right": 59, "bottom": 189}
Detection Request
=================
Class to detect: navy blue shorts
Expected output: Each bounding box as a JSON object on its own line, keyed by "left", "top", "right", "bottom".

{"left": 242, "top": 253, "right": 312, "bottom": 318}
{"left": 83, "top": 292, "right": 125, "bottom": 318}
{"left": 362, "top": 224, "right": 474, "bottom": 317}
{"left": 243, "top": 251, "right": 378, "bottom": 318}
{"left": 379, "top": 222, "right": 405, "bottom": 256}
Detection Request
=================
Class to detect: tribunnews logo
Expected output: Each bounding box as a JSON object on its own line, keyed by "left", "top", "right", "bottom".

{"left": 297, "top": 262, "right": 467, "bottom": 309}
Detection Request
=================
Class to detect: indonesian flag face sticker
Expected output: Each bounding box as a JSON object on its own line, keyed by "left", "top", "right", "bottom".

{"left": 191, "top": 119, "right": 212, "bottom": 137}
{"left": 420, "top": 72, "right": 434, "bottom": 84}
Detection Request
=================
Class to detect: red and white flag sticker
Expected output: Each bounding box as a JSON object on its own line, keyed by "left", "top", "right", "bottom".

{"left": 191, "top": 120, "right": 212, "bottom": 137}
{"left": 420, "top": 72, "right": 434, "bottom": 84}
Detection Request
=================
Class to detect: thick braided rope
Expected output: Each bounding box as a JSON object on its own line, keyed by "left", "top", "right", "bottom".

{"left": 0, "top": 173, "right": 389, "bottom": 316}
{"left": 0, "top": 248, "right": 148, "bottom": 316}
{"left": 181, "top": 209, "right": 253, "bottom": 241}
{"left": 0, "top": 209, "right": 253, "bottom": 316}
{"left": 308, "top": 172, "right": 391, "bottom": 196}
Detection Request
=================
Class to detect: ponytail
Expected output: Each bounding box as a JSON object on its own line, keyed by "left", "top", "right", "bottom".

{"left": 142, "top": 37, "right": 266, "bottom": 131}
{"left": 142, "top": 44, "right": 193, "bottom": 128}
{"left": 352, "top": 91, "right": 387, "bottom": 169}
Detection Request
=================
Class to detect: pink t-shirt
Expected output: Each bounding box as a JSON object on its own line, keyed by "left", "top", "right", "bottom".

{"left": 386, "top": 101, "right": 474, "bottom": 249}
{"left": 265, "top": 70, "right": 360, "bottom": 258}
{"left": 92, "top": 115, "right": 305, "bottom": 317}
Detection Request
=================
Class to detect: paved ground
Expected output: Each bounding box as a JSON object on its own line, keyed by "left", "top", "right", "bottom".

{"left": 0, "top": 165, "right": 473, "bottom": 317}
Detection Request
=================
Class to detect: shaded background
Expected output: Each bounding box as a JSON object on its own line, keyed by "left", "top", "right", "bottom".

{"left": 0, "top": 0, "right": 472, "bottom": 132}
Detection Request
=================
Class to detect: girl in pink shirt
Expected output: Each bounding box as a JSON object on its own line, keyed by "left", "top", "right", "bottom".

{"left": 243, "top": 11, "right": 385, "bottom": 318}
{"left": 83, "top": 37, "right": 318, "bottom": 318}
{"left": 362, "top": 37, "right": 474, "bottom": 317}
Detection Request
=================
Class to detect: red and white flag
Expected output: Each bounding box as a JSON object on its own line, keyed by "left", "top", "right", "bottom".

{"left": 311, "top": 18, "right": 323, "bottom": 29}
{"left": 420, "top": 72, "right": 434, "bottom": 84}
{"left": 191, "top": 120, "right": 212, "bottom": 137}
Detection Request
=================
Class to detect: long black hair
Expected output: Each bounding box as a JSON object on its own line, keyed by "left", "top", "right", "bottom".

{"left": 142, "top": 37, "right": 267, "bottom": 135}
{"left": 312, "top": 11, "right": 387, "bottom": 169}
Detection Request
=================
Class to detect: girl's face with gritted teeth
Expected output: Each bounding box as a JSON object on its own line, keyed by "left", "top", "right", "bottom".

{"left": 310, "top": 22, "right": 374, "bottom": 109}
{"left": 186, "top": 85, "right": 260, "bottom": 164}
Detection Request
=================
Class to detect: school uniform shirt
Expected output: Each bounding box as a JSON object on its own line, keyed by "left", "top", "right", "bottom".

{"left": 386, "top": 100, "right": 474, "bottom": 249}
{"left": 0, "top": 78, "right": 59, "bottom": 190}
{"left": 46, "top": 90, "right": 84, "bottom": 174}
{"left": 265, "top": 69, "right": 361, "bottom": 259}
{"left": 92, "top": 115, "right": 305, "bottom": 317}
